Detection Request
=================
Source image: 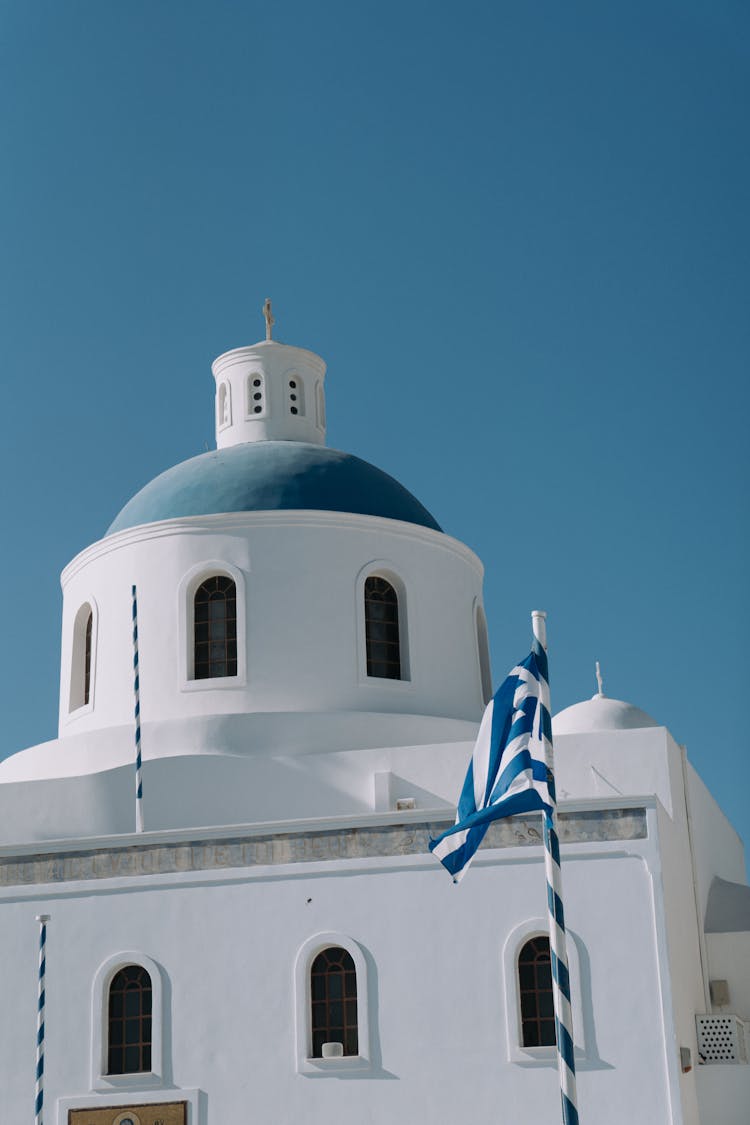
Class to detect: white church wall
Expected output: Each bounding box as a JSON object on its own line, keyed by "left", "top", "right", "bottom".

{"left": 695, "top": 1065, "right": 750, "bottom": 1125}
{"left": 0, "top": 828, "right": 681, "bottom": 1125}
{"left": 685, "top": 762, "right": 747, "bottom": 919}
{"left": 57, "top": 512, "right": 486, "bottom": 749}
{"left": 705, "top": 933, "right": 750, "bottom": 1021}
{"left": 653, "top": 797, "right": 707, "bottom": 1125}
{"left": 0, "top": 720, "right": 682, "bottom": 845}
{"left": 3, "top": 309, "right": 745, "bottom": 1125}
{"left": 552, "top": 727, "right": 675, "bottom": 816}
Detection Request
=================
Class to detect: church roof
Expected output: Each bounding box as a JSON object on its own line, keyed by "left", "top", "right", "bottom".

{"left": 553, "top": 693, "right": 659, "bottom": 735}
{"left": 107, "top": 441, "right": 442, "bottom": 535}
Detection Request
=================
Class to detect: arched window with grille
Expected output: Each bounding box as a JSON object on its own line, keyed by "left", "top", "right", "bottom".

{"left": 193, "top": 575, "right": 237, "bottom": 679}
{"left": 364, "top": 575, "right": 402, "bottom": 679}
{"left": 107, "top": 965, "right": 152, "bottom": 1074}
{"left": 518, "top": 935, "right": 555, "bottom": 1047}
{"left": 310, "top": 947, "right": 359, "bottom": 1057}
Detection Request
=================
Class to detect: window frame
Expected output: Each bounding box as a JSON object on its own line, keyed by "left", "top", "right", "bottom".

{"left": 286, "top": 368, "right": 305, "bottom": 417}
{"left": 355, "top": 562, "right": 412, "bottom": 687}
{"left": 314, "top": 379, "right": 326, "bottom": 431}
{"left": 192, "top": 574, "right": 239, "bottom": 682}
{"left": 68, "top": 598, "right": 98, "bottom": 718}
{"left": 501, "top": 919, "right": 585, "bottom": 1065}
{"left": 294, "top": 933, "right": 371, "bottom": 1074}
{"left": 310, "top": 946, "right": 360, "bottom": 1058}
{"left": 518, "top": 934, "right": 556, "bottom": 1048}
{"left": 474, "top": 599, "right": 493, "bottom": 706}
{"left": 106, "top": 964, "right": 154, "bottom": 1076}
{"left": 217, "top": 380, "right": 232, "bottom": 431}
{"left": 246, "top": 370, "right": 267, "bottom": 418}
{"left": 91, "top": 952, "right": 165, "bottom": 1091}
{"left": 178, "top": 562, "right": 247, "bottom": 691}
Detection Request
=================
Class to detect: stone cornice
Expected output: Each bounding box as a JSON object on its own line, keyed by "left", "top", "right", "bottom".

{"left": 0, "top": 807, "right": 647, "bottom": 888}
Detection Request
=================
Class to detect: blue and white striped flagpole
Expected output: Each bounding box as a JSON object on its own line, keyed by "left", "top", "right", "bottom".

{"left": 532, "top": 611, "right": 579, "bottom": 1125}
{"left": 35, "top": 914, "right": 49, "bottom": 1125}
{"left": 132, "top": 586, "right": 144, "bottom": 834}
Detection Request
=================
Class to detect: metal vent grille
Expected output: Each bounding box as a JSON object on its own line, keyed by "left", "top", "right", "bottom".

{"left": 696, "top": 1015, "right": 749, "bottom": 1064}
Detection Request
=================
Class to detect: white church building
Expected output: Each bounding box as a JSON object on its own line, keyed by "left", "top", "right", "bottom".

{"left": 0, "top": 314, "right": 748, "bottom": 1125}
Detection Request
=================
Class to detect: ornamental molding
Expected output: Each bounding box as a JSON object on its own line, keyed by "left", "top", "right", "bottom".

{"left": 61, "top": 510, "right": 483, "bottom": 586}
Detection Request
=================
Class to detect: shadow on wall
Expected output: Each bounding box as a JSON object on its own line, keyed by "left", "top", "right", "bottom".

{"left": 571, "top": 929, "right": 612, "bottom": 1073}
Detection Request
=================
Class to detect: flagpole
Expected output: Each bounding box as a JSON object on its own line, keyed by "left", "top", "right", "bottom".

{"left": 35, "top": 914, "right": 49, "bottom": 1125}
{"left": 532, "top": 610, "right": 579, "bottom": 1125}
{"left": 131, "top": 586, "right": 144, "bottom": 834}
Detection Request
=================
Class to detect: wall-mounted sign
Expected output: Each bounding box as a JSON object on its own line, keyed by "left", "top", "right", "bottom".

{"left": 68, "top": 1103, "right": 187, "bottom": 1125}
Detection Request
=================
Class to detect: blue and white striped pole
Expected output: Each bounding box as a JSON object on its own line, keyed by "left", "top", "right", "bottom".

{"left": 132, "top": 586, "right": 144, "bottom": 834}
{"left": 35, "top": 914, "right": 49, "bottom": 1125}
{"left": 532, "top": 611, "right": 579, "bottom": 1125}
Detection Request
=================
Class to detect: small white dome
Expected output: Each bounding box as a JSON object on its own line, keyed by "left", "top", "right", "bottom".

{"left": 552, "top": 693, "right": 659, "bottom": 736}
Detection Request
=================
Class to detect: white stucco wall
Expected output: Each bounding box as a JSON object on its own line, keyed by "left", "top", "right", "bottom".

{"left": 553, "top": 727, "right": 675, "bottom": 816}
{"left": 695, "top": 1065, "right": 750, "bottom": 1125}
{"left": 705, "top": 933, "right": 750, "bottom": 1021}
{"left": 685, "top": 763, "right": 747, "bottom": 920}
{"left": 0, "top": 825, "right": 681, "bottom": 1125}
{"left": 56, "top": 512, "right": 486, "bottom": 757}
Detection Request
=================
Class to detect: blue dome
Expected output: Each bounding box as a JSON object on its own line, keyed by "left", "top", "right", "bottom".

{"left": 107, "top": 442, "right": 442, "bottom": 535}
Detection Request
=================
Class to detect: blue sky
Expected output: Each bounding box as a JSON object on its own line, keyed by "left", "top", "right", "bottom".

{"left": 1, "top": 2, "right": 748, "bottom": 853}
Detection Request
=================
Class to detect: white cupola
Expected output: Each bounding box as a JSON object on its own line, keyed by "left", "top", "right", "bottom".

{"left": 212, "top": 299, "right": 327, "bottom": 448}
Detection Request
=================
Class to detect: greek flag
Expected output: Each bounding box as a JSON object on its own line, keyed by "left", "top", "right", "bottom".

{"left": 429, "top": 646, "right": 553, "bottom": 882}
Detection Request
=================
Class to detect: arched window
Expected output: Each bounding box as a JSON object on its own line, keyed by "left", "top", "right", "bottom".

{"left": 83, "top": 611, "right": 93, "bottom": 705}
{"left": 69, "top": 602, "right": 94, "bottom": 712}
{"left": 475, "top": 603, "right": 492, "bottom": 704}
{"left": 518, "top": 936, "right": 555, "bottom": 1047}
{"left": 364, "top": 576, "right": 401, "bottom": 679}
{"left": 315, "top": 381, "right": 326, "bottom": 430}
{"left": 310, "top": 947, "right": 358, "bottom": 1057}
{"left": 193, "top": 576, "right": 237, "bottom": 679}
{"left": 107, "top": 965, "right": 152, "bottom": 1074}
{"left": 217, "top": 382, "right": 231, "bottom": 429}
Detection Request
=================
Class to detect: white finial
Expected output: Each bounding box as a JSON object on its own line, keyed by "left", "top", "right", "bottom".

{"left": 531, "top": 609, "right": 547, "bottom": 649}
{"left": 263, "top": 297, "right": 274, "bottom": 341}
{"left": 595, "top": 661, "right": 604, "bottom": 697}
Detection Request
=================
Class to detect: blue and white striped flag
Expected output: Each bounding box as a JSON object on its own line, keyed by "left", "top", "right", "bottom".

{"left": 429, "top": 644, "right": 553, "bottom": 882}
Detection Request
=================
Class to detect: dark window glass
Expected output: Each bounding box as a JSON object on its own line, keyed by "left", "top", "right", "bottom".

{"left": 364, "top": 576, "right": 401, "bottom": 679}
{"left": 193, "top": 576, "right": 237, "bottom": 679}
{"left": 519, "top": 936, "right": 556, "bottom": 1047}
{"left": 107, "top": 965, "right": 152, "bottom": 1074}
{"left": 83, "top": 611, "right": 93, "bottom": 705}
{"left": 310, "top": 947, "right": 358, "bottom": 1057}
